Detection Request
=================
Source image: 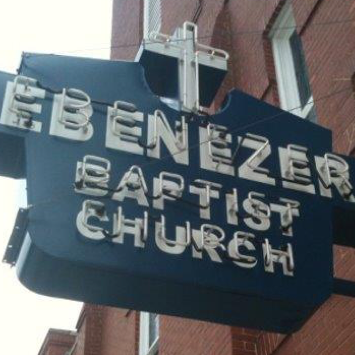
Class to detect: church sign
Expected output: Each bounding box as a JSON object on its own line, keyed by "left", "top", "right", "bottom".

{"left": 1, "top": 50, "right": 355, "bottom": 334}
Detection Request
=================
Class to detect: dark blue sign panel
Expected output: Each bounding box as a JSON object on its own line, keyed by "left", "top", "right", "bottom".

{"left": 1, "top": 54, "right": 354, "bottom": 333}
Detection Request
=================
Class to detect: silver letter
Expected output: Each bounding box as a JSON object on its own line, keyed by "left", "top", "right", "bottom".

{"left": 228, "top": 232, "right": 257, "bottom": 269}
{"left": 0, "top": 76, "right": 44, "bottom": 132}
{"left": 76, "top": 200, "right": 109, "bottom": 241}
{"left": 153, "top": 172, "right": 184, "bottom": 210}
{"left": 189, "top": 179, "right": 222, "bottom": 219}
{"left": 112, "top": 206, "right": 148, "bottom": 247}
{"left": 238, "top": 133, "right": 275, "bottom": 185}
{"left": 112, "top": 165, "right": 149, "bottom": 207}
{"left": 75, "top": 155, "right": 111, "bottom": 197}
{"left": 147, "top": 110, "right": 188, "bottom": 165}
{"left": 279, "top": 144, "right": 315, "bottom": 194}
{"left": 50, "top": 88, "right": 93, "bottom": 141}
{"left": 263, "top": 239, "right": 294, "bottom": 276}
{"left": 105, "top": 101, "right": 144, "bottom": 155}
{"left": 199, "top": 124, "right": 234, "bottom": 176}
{"left": 243, "top": 192, "right": 271, "bottom": 231}
{"left": 315, "top": 153, "right": 354, "bottom": 202}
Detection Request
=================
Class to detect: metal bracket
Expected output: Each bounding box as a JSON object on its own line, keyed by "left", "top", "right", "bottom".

{"left": 3, "top": 208, "right": 30, "bottom": 266}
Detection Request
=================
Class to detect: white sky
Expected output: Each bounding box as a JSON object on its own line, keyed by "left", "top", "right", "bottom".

{"left": 0, "top": 1, "right": 113, "bottom": 354}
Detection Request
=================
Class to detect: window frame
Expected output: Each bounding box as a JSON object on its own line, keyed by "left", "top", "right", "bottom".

{"left": 269, "top": 2, "right": 314, "bottom": 120}
{"left": 139, "top": 312, "right": 159, "bottom": 355}
{"left": 144, "top": 0, "right": 162, "bottom": 39}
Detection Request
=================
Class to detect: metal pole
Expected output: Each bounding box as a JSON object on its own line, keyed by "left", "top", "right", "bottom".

{"left": 333, "top": 278, "right": 355, "bottom": 298}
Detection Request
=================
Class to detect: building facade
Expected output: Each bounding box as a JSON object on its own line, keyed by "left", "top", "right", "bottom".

{"left": 38, "top": 329, "right": 76, "bottom": 355}
{"left": 39, "top": 0, "right": 355, "bottom": 354}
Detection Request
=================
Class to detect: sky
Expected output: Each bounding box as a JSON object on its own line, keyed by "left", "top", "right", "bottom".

{"left": 0, "top": 1, "right": 113, "bottom": 354}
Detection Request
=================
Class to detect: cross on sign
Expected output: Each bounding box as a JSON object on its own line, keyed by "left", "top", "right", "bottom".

{"left": 137, "top": 21, "right": 229, "bottom": 112}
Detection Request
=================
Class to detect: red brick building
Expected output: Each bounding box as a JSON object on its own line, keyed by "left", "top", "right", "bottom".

{"left": 39, "top": 0, "right": 355, "bottom": 354}
{"left": 38, "top": 329, "right": 76, "bottom": 355}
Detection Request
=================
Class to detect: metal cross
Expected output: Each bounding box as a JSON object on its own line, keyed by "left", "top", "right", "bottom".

{"left": 137, "top": 22, "right": 229, "bottom": 113}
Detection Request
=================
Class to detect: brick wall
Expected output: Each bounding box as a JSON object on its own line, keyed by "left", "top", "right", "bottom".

{"left": 160, "top": 316, "right": 232, "bottom": 355}
{"left": 71, "top": 305, "right": 139, "bottom": 355}
{"left": 100, "top": 308, "right": 139, "bottom": 355}
{"left": 38, "top": 329, "right": 76, "bottom": 355}
{"left": 110, "top": 0, "right": 143, "bottom": 60}
{"left": 100, "top": 1, "right": 355, "bottom": 354}
{"left": 71, "top": 305, "right": 104, "bottom": 355}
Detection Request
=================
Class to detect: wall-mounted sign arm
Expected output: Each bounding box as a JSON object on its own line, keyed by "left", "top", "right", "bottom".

{"left": 333, "top": 278, "right": 355, "bottom": 298}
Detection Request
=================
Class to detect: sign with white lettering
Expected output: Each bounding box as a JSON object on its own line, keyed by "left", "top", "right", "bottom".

{"left": 1, "top": 54, "right": 355, "bottom": 333}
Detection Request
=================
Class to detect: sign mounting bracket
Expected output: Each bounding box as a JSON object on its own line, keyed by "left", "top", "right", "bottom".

{"left": 333, "top": 278, "right": 355, "bottom": 298}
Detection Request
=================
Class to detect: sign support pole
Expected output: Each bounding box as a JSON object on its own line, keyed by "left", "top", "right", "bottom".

{"left": 333, "top": 278, "right": 355, "bottom": 298}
